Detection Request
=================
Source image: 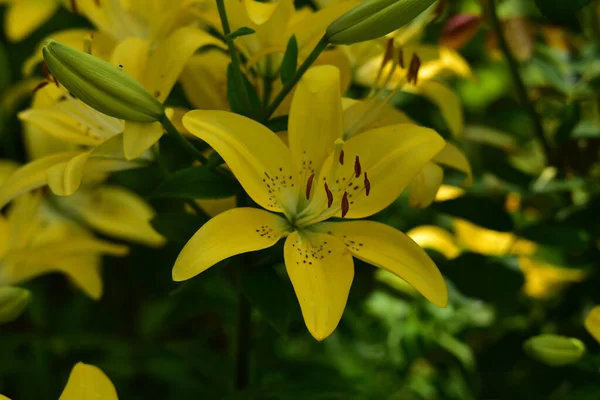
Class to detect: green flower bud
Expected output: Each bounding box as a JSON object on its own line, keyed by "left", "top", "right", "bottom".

{"left": 524, "top": 334, "right": 586, "bottom": 367}
{"left": 0, "top": 287, "right": 32, "bottom": 324}
{"left": 42, "top": 39, "right": 164, "bottom": 122}
{"left": 326, "top": 0, "right": 437, "bottom": 45}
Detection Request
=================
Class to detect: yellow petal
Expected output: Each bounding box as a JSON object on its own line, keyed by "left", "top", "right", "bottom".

{"left": 0, "top": 160, "right": 18, "bottom": 185}
{"left": 334, "top": 124, "right": 445, "bottom": 219}
{"left": 433, "top": 143, "right": 472, "bottom": 186}
{"left": 0, "top": 215, "right": 9, "bottom": 259}
{"left": 405, "top": 80, "right": 464, "bottom": 137}
{"left": 55, "top": 185, "right": 166, "bottom": 247}
{"left": 18, "top": 108, "right": 107, "bottom": 147}
{"left": 109, "top": 37, "right": 151, "bottom": 82}
{"left": 123, "top": 121, "right": 164, "bottom": 160}
{"left": 343, "top": 99, "right": 415, "bottom": 136}
{"left": 519, "top": 257, "right": 586, "bottom": 299}
{"left": 173, "top": 208, "right": 290, "bottom": 281}
{"left": 181, "top": 51, "right": 230, "bottom": 111}
{"left": 59, "top": 362, "right": 118, "bottom": 400}
{"left": 585, "top": 306, "right": 600, "bottom": 344}
{"left": 143, "top": 26, "right": 226, "bottom": 103}
{"left": 409, "top": 162, "right": 444, "bottom": 208}
{"left": 407, "top": 225, "right": 461, "bottom": 259}
{"left": 454, "top": 219, "right": 515, "bottom": 256}
{"left": 0, "top": 394, "right": 11, "bottom": 400}
{"left": 317, "top": 220, "right": 448, "bottom": 307}
{"left": 0, "top": 152, "right": 82, "bottom": 209}
{"left": 197, "top": 196, "right": 237, "bottom": 218}
{"left": 289, "top": 65, "right": 343, "bottom": 203}
{"left": 313, "top": 47, "right": 353, "bottom": 94}
{"left": 284, "top": 230, "right": 353, "bottom": 340}
{"left": 46, "top": 152, "right": 92, "bottom": 196}
{"left": 182, "top": 110, "right": 295, "bottom": 214}
{"left": 4, "top": 0, "right": 59, "bottom": 42}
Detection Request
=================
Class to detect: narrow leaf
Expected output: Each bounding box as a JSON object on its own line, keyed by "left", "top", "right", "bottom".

{"left": 226, "top": 27, "right": 256, "bottom": 41}
{"left": 280, "top": 36, "right": 298, "bottom": 85}
{"left": 152, "top": 165, "right": 238, "bottom": 199}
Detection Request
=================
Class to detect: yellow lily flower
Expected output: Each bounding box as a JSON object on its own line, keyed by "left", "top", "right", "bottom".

{"left": 585, "top": 306, "right": 600, "bottom": 344}
{"left": 0, "top": 0, "right": 62, "bottom": 42}
{"left": 181, "top": 0, "right": 355, "bottom": 112}
{"left": 407, "top": 219, "right": 587, "bottom": 300}
{"left": 0, "top": 189, "right": 128, "bottom": 300}
{"left": 174, "top": 65, "right": 448, "bottom": 340}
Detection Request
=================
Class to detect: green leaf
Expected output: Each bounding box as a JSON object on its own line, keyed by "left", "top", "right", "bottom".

{"left": 266, "top": 115, "right": 289, "bottom": 132}
{"left": 152, "top": 166, "right": 238, "bottom": 199}
{"left": 432, "top": 195, "right": 514, "bottom": 232}
{"left": 151, "top": 211, "right": 207, "bottom": 244}
{"left": 241, "top": 263, "right": 295, "bottom": 334}
{"left": 226, "top": 63, "right": 263, "bottom": 119}
{"left": 0, "top": 41, "right": 11, "bottom": 93}
{"left": 226, "top": 26, "right": 256, "bottom": 41}
{"left": 521, "top": 223, "right": 590, "bottom": 251}
{"left": 442, "top": 253, "right": 524, "bottom": 302}
{"left": 280, "top": 35, "right": 298, "bottom": 86}
{"left": 555, "top": 102, "right": 581, "bottom": 143}
{"left": 534, "top": 0, "right": 591, "bottom": 24}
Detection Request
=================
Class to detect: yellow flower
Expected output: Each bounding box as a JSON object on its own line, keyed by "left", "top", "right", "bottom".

{"left": 181, "top": 0, "right": 355, "bottom": 113}
{"left": 173, "top": 65, "right": 448, "bottom": 340}
{"left": 0, "top": 187, "right": 128, "bottom": 300}
{"left": 585, "top": 306, "right": 600, "bottom": 344}
{"left": 59, "top": 362, "right": 118, "bottom": 400}
{"left": 0, "top": 0, "right": 62, "bottom": 42}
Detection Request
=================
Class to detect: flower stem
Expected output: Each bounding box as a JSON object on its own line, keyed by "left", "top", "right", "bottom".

{"left": 160, "top": 114, "right": 207, "bottom": 164}
{"left": 216, "top": 0, "right": 254, "bottom": 118}
{"left": 486, "top": 0, "right": 554, "bottom": 165}
{"left": 264, "top": 35, "right": 329, "bottom": 121}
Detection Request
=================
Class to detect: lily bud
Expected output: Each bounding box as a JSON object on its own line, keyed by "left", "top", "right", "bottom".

{"left": 326, "top": 0, "right": 437, "bottom": 45}
{"left": 524, "top": 334, "right": 586, "bottom": 366}
{"left": 42, "top": 39, "right": 164, "bottom": 122}
{"left": 0, "top": 287, "right": 32, "bottom": 324}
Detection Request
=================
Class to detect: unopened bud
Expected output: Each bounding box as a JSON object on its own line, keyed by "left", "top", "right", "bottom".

{"left": 0, "top": 287, "right": 32, "bottom": 324}
{"left": 524, "top": 334, "right": 586, "bottom": 366}
{"left": 326, "top": 0, "right": 437, "bottom": 45}
{"left": 42, "top": 39, "right": 164, "bottom": 122}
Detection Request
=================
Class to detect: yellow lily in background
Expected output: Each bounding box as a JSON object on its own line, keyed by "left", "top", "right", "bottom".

{"left": 407, "top": 219, "right": 587, "bottom": 300}
{"left": 174, "top": 65, "right": 448, "bottom": 340}
{"left": 181, "top": 0, "right": 356, "bottom": 112}
{"left": 585, "top": 306, "right": 600, "bottom": 344}
{"left": 0, "top": 0, "right": 62, "bottom": 42}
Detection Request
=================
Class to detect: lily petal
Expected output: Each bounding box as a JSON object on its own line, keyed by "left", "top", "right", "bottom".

{"left": 183, "top": 110, "right": 295, "bottom": 213}
{"left": 4, "top": 0, "right": 59, "bottom": 42}
{"left": 143, "top": 26, "right": 226, "bottom": 103}
{"left": 54, "top": 185, "right": 166, "bottom": 247}
{"left": 585, "top": 306, "right": 600, "bottom": 344}
{"left": 407, "top": 225, "right": 461, "bottom": 259}
{"left": 289, "top": 65, "right": 343, "bottom": 193}
{"left": 0, "top": 152, "right": 82, "bottom": 209}
{"left": 123, "top": 121, "right": 164, "bottom": 160}
{"left": 284, "top": 230, "right": 353, "bottom": 340}
{"left": 109, "top": 37, "right": 151, "bottom": 82}
{"left": 46, "top": 152, "right": 92, "bottom": 196}
{"left": 173, "top": 207, "right": 290, "bottom": 281}
{"left": 317, "top": 220, "right": 448, "bottom": 307}
{"left": 433, "top": 143, "right": 472, "bottom": 186}
{"left": 409, "top": 162, "right": 444, "bottom": 208}
{"left": 405, "top": 80, "right": 464, "bottom": 137}
{"left": 181, "top": 51, "right": 230, "bottom": 111}
{"left": 59, "top": 362, "right": 118, "bottom": 400}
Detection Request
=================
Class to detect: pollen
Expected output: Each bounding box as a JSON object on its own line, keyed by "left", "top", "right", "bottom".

{"left": 324, "top": 182, "right": 333, "bottom": 207}
{"left": 306, "top": 173, "right": 315, "bottom": 200}
{"left": 341, "top": 192, "right": 349, "bottom": 217}
{"left": 408, "top": 54, "right": 421, "bottom": 85}
{"left": 364, "top": 172, "right": 371, "bottom": 196}
{"left": 354, "top": 156, "right": 362, "bottom": 178}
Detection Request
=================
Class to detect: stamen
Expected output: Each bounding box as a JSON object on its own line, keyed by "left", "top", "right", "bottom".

{"left": 83, "top": 34, "right": 93, "bottom": 54}
{"left": 364, "top": 172, "right": 371, "bottom": 196}
{"left": 398, "top": 47, "right": 405, "bottom": 69}
{"left": 324, "top": 182, "right": 333, "bottom": 208}
{"left": 408, "top": 54, "right": 421, "bottom": 85}
{"left": 339, "top": 149, "right": 345, "bottom": 165}
{"left": 70, "top": 0, "right": 78, "bottom": 14}
{"left": 383, "top": 39, "right": 394, "bottom": 67}
{"left": 305, "top": 173, "right": 315, "bottom": 200}
{"left": 341, "top": 192, "right": 350, "bottom": 217}
{"left": 33, "top": 81, "right": 49, "bottom": 94}
{"left": 42, "top": 63, "right": 59, "bottom": 87}
{"left": 354, "top": 156, "right": 362, "bottom": 178}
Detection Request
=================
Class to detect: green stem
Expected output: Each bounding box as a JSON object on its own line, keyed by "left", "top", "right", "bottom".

{"left": 160, "top": 114, "right": 207, "bottom": 164}
{"left": 486, "top": 0, "right": 554, "bottom": 165}
{"left": 234, "top": 191, "right": 252, "bottom": 391}
{"left": 216, "top": 0, "right": 253, "bottom": 117}
{"left": 264, "top": 35, "right": 329, "bottom": 121}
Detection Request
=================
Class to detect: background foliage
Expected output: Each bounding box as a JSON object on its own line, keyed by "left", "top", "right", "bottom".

{"left": 1, "top": 0, "right": 600, "bottom": 398}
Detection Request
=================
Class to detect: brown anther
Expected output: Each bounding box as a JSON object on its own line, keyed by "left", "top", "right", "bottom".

{"left": 364, "top": 172, "right": 371, "bottom": 196}
{"left": 42, "top": 63, "right": 51, "bottom": 80}
{"left": 408, "top": 54, "right": 421, "bottom": 85}
{"left": 339, "top": 149, "right": 345, "bottom": 165}
{"left": 382, "top": 39, "right": 394, "bottom": 67}
{"left": 70, "top": 0, "right": 78, "bottom": 14}
{"left": 33, "top": 81, "right": 49, "bottom": 94}
{"left": 324, "top": 182, "right": 333, "bottom": 208}
{"left": 354, "top": 156, "right": 362, "bottom": 178}
{"left": 398, "top": 48, "right": 405, "bottom": 69}
{"left": 305, "top": 173, "right": 315, "bottom": 200}
{"left": 94, "top": 0, "right": 101, "bottom": 5}
{"left": 341, "top": 192, "right": 350, "bottom": 217}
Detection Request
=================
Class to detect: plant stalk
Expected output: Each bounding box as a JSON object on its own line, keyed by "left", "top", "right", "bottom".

{"left": 160, "top": 114, "right": 207, "bottom": 164}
